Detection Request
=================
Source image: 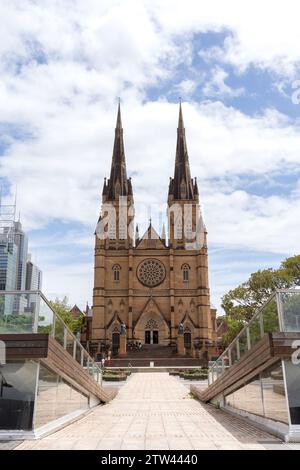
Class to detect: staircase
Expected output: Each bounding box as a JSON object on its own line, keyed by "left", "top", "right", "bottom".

{"left": 110, "top": 344, "right": 205, "bottom": 367}
{"left": 125, "top": 345, "right": 175, "bottom": 358}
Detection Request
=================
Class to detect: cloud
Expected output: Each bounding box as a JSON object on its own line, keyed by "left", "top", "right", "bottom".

{"left": 203, "top": 66, "right": 244, "bottom": 97}
{"left": 149, "top": 0, "right": 300, "bottom": 76}
{"left": 175, "top": 79, "right": 198, "bottom": 97}
{"left": 1, "top": 0, "right": 300, "bottom": 311}
{"left": 1, "top": 98, "right": 300, "bottom": 227}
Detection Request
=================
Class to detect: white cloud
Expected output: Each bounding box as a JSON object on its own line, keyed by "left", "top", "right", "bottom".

{"left": 203, "top": 66, "right": 244, "bottom": 97}
{"left": 149, "top": 0, "right": 300, "bottom": 76}
{"left": 204, "top": 189, "right": 300, "bottom": 254}
{"left": 1, "top": 0, "right": 300, "bottom": 310}
{"left": 2, "top": 98, "right": 300, "bottom": 251}
{"left": 175, "top": 79, "right": 198, "bottom": 97}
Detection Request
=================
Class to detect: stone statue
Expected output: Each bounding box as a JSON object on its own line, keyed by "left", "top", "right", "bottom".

{"left": 120, "top": 322, "right": 126, "bottom": 335}
{"left": 178, "top": 322, "right": 184, "bottom": 335}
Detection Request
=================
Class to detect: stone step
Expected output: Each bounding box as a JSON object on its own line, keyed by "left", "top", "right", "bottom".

{"left": 109, "top": 357, "right": 205, "bottom": 367}
{"left": 124, "top": 345, "right": 176, "bottom": 358}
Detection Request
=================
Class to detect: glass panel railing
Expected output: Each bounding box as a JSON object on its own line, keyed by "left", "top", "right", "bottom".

{"left": 249, "top": 316, "right": 262, "bottom": 348}
{"left": 54, "top": 315, "right": 65, "bottom": 346}
{"left": 279, "top": 291, "right": 300, "bottom": 332}
{"left": 208, "top": 292, "right": 279, "bottom": 383}
{"left": 216, "top": 359, "right": 223, "bottom": 378}
{"left": 0, "top": 292, "right": 37, "bottom": 333}
{"left": 0, "top": 290, "right": 102, "bottom": 388}
{"left": 75, "top": 342, "right": 83, "bottom": 365}
{"left": 208, "top": 289, "right": 300, "bottom": 387}
{"left": 238, "top": 331, "right": 248, "bottom": 358}
{"left": 83, "top": 352, "right": 89, "bottom": 369}
{"left": 89, "top": 362, "right": 97, "bottom": 379}
{"left": 262, "top": 297, "right": 280, "bottom": 334}
{"left": 230, "top": 343, "right": 238, "bottom": 365}
{"left": 38, "top": 295, "right": 54, "bottom": 334}
{"left": 66, "top": 331, "right": 75, "bottom": 357}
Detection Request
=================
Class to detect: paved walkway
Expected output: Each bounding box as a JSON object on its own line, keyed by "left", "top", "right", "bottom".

{"left": 17, "top": 373, "right": 285, "bottom": 450}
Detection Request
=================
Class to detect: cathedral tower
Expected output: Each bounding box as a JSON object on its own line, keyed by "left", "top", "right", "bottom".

{"left": 92, "top": 104, "right": 134, "bottom": 351}
{"left": 167, "top": 104, "right": 216, "bottom": 354}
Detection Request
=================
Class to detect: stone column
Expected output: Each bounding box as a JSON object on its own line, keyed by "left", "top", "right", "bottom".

{"left": 119, "top": 323, "right": 127, "bottom": 355}
{"left": 177, "top": 334, "right": 185, "bottom": 355}
{"left": 119, "top": 334, "right": 127, "bottom": 355}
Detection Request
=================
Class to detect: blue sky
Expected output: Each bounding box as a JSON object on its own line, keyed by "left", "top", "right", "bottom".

{"left": 1, "top": 0, "right": 300, "bottom": 312}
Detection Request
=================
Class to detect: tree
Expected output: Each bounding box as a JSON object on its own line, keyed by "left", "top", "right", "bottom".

{"left": 281, "top": 255, "right": 300, "bottom": 285}
{"left": 49, "top": 297, "right": 83, "bottom": 334}
{"left": 222, "top": 317, "right": 244, "bottom": 347}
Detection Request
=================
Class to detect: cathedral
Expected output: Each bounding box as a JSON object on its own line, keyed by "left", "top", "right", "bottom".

{"left": 90, "top": 103, "right": 217, "bottom": 362}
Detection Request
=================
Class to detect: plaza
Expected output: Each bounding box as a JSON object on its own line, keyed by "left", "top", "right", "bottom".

{"left": 13, "top": 373, "right": 295, "bottom": 451}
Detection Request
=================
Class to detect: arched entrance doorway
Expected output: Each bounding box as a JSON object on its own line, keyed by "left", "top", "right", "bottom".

{"left": 144, "top": 318, "right": 159, "bottom": 345}
{"left": 134, "top": 300, "right": 170, "bottom": 346}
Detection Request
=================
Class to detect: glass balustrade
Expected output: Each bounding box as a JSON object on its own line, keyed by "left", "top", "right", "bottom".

{"left": 238, "top": 330, "right": 248, "bottom": 358}
{"left": 262, "top": 297, "right": 280, "bottom": 334}
{"left": 0, "top": 291, "right": 105, "bottom": 434}
{"left": 209, "top": 289, "right": 300, "bottom": 385}
{"left": 249, "top": 316, "right": 261, "bottom": 348}
{"left": 0, "top": 290, "right": 102, "bottom": 388}
{"left": 207, "top": 289, "right": 300, "bottom": 439}
{"left": 279, "top": 290, "right": 300, "bottom": 332}
{"left": 0, "top": 292, "right": 37, "bottom": 333}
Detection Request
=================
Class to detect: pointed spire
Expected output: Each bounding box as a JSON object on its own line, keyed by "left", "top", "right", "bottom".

{"left": 178, "top": 100, "right": 184, "bottom": 130}
{"left": 169, "top": 103, "right": 194, "bottom": 200}
{"left": 161, "top": 223, "right": 166, "bottom": 241}
{"left": 105, "top": 102, "right": 130, "bottom": 200}
{"left": 135, "top": 224, "right": 139, "bottom": 238}
{"left": 116, "top": 100, "right": 122, "bottom": 129}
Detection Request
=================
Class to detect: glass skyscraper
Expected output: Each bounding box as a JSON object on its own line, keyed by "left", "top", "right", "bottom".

{"left": 0, "top": 220, "right": 42, "bottom": 314}
{"left": 0, "top": 227, "right": 17, "bottom": 291}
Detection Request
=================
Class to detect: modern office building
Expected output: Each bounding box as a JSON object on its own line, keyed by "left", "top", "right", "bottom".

{"left": 0, "top": 227, "right": 17, "bottom": 314}
{"left": 14, "top": 221, "right": 28, "bottom": 291}
{"left": 0, "top": 213, "right": 42, "bottom": 314}
{"left": 25, "top": 255, "right": 42, "bottom": 291}
{"left": 0, "top": 221, "right": 28, "bottom": 293}
{"left": 25, "top": 254, "right": 43, "bottom": 313}
{"left": 0, "top": 227, "right": 17, "bottom": 292}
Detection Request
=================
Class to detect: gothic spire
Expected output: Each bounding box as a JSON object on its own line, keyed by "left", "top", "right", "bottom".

{"left": 169, "top": 103, "right": 194, "bottom": 200}
{"left": 135, "top": 224, "right": 140, "bottom": 243}
{"left": 161, "top": 223, "right": 166, "bottom": 241}
{"left": 104, "top": 103, "right": 130, "bottom": 200}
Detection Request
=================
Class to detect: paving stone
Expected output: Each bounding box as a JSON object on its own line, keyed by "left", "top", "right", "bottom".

{"left": 16, "top": 372, "right": 286, "bottom": 450}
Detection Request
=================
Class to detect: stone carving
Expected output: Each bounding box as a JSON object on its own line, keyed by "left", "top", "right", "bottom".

{"left": 178, "top": 322, "right": 184, "bottom": 335}
{"left": 120, "top": 323, "right": 126, "bottom": 335}
{"left": 145, "top": 318, "right": 159, "bottom": 330}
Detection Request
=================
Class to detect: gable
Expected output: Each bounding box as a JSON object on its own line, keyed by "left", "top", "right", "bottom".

{"left": 134, "top": 298, "right": 169, "bottom": 328}
{"left": 136, "top": 225, "right": 166, "bottom": 250}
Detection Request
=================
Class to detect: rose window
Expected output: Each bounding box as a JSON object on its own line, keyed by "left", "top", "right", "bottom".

{"left": 137, "top": 259, "right": 166, "bottom": 287}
